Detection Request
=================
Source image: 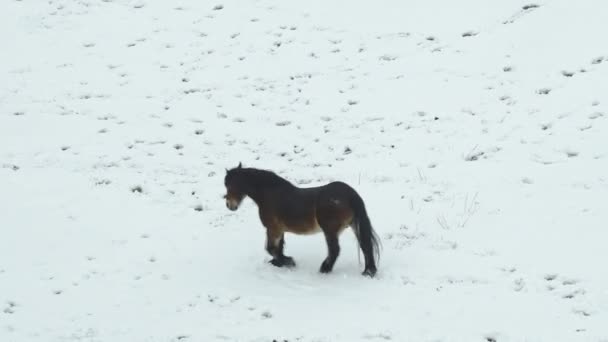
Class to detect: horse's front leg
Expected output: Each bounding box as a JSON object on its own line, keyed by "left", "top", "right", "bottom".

{"left": 266, "top": 228, "right": 296, "bottom": 268}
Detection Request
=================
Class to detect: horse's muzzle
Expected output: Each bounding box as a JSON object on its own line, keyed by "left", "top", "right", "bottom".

{"left": 226, "top": 200, "right": 239, "bottom": 211}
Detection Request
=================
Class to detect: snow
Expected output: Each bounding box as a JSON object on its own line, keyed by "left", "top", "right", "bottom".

{"left": 1, "top": 0, "right": 608, "bottom": 340}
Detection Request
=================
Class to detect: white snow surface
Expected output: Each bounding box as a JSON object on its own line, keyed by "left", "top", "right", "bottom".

{"left": 1, "top": 0, "right": 608, "bottom": 341}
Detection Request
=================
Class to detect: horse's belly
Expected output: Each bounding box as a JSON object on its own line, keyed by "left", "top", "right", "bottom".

{"left": 284, "top": 221, "right": 322, "bottom": 235}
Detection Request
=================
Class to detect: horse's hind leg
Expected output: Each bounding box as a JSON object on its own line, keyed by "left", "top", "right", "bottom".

{"left": 266, "top": 229, "right": 296, "bottom": 268}
{"left": 319, "top": 230, "right": 340, "bottom": 273}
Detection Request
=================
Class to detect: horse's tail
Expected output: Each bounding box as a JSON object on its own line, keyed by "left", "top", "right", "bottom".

{"left": 350, "top": 190, "right": 381, "bottom": 276}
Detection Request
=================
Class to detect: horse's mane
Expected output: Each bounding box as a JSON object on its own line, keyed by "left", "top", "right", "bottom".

{"left": 232, "top": 167, "right": 293, "bottom": 188}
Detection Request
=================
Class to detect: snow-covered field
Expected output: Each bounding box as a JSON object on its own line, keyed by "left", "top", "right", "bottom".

{"left": 1, "top": 0, "right": 608, "bottom": 340}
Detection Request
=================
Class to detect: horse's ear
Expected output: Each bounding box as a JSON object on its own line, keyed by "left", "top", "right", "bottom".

{"left": 225, "top": 168, "right": 229, "bottom": 173}
{"left": 238, "top": 162, "right": 242, "bottom": 169}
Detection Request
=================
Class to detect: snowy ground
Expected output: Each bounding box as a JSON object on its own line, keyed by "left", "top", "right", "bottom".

{"left": 2, "top": 0, "right": 608, "bottom": 341}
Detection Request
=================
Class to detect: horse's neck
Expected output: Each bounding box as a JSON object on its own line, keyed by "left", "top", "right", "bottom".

{"left": 242, "top": 173, "right": 265, "bottom": 205}
{"left": 244, "top": 183, "right": 261, "bottom": 205}
{"left": 244, "top": 173, "right": 291, "bottom": 206}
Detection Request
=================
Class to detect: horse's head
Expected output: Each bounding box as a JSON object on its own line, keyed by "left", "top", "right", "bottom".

{"left": 224, "top": 162, "right": 246, "bottom": 211}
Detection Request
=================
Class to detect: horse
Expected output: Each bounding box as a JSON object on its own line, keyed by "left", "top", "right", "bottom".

{"left": 223, "top": 163, "right": 381, "bottom": 277}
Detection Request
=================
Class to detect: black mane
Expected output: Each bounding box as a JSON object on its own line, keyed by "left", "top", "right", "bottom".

{"left": 229, "top": 167, "right": 293, "bottom": 189}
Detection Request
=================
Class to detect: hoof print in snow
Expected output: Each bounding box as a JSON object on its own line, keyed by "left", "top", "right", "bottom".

{"left": 343, "top": 146, "right": 352, "bottom": 155}
{"left": 565, "top": 150, "right": 579, "bottom": 158}
{"left": 379, "top": 54, "right": 398, "bottom": 61}
{"left": 591, "top": 56, "right": 604, "bottom": 65}
{"left": 275, "top": 120, "right": 291, "bottom": 127}
{"left": 578, "top": 124, "right": 592, "bottom": 131}
{"left": 462, "top": 30, "right": 478, "bottom": 37}
{"left": 2, "top": 164, "right": 20, "bottom": 171}
{"left": 563, "top": 291, "right": 582, "bottom": 299}
{"left": 13, "top": 111, "right": 25, "bottom": 116}
{"left": 174, "top": 144, "right": 184, "bottom": 150}
{"left": 213, "top": 4, "right": 223, "bottom": 10}
{"left": 588, "top": 112, "right": 604, "bottom": 120}
{"left": 522, "top": 4, "right": 539, "bottom": 10}
{"left": 485, "top": 337, "right": 497, "bottom": 342}
{"left": 503, "top": 66, "right": 513, "bottom": 72}
{"left": 183, "top": 88, "right": 201, "bottom": 95}
{"left": 195, "top": 129, "right": 204, "bottom": 135}
{"left": 193, "top": 205, "right": 203, "bottom": 212}
{"left": 95, "top": 179, "right": 111, "bottom": 186}
{"left": 261, "top": 311, "right": 272, "bottom": 319}
{"left": 521, "top": 177, "right": 534, "bottom": 184}
{"left": 464, "top": 150, "right": 485, "bottom": 162}
{"left": 536, "top": 88, "right": 551, "bottom": 95}
{"left": 131, "top": 185, "right": 143, "bottom": 193}
{"left": 573, "top": 308, "right": 591, "bottom": 317}
{"left": 501, "top": 267, "right": 517, "bottom": 274}
{"left": 3, "top": 301, "right": 16, "bottom": 314}
{"left": 561, "top": 70, "right": 575, "bottom": 77}
{"left": 513, "top": 278, "right": 525, "bottom": 292}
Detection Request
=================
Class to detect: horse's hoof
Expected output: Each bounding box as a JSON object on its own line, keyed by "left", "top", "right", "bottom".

{"left": 283, "top": 256, "right": 296, "bottom": 268}
{"left": 269, "top": 258, "right": 283, "bottom": 267}
{"left": 319, "top": 260, "right": 333, "bottom": 273}
{"left": 362, "top": 267, "right": 377, "bottom": 277}
{"left": 270, "top": 257, "right": 296, "bottom": 268}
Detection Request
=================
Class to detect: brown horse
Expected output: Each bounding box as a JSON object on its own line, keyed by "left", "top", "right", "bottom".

{"left": 223, "top": 163, "right": 380, "bottom": 277}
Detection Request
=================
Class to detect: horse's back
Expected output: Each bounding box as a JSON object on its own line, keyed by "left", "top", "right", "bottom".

{"left": 318, "top": 181, "right": 357, "bottom": 201}
{"left": 274, "top": 181, "right": 358, "bottom": 234}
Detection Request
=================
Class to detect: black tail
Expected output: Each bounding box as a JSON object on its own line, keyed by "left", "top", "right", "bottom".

{"left": 350, "top": 191, "right": 381, "bottom": 277}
